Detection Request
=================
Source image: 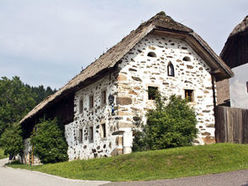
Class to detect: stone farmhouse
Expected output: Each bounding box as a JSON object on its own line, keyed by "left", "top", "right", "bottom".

{"left": 20, "top": 12, "right": 233, "bottom": 163}
{"left": 217, "top": 16, "right": 248, "bottom": 109}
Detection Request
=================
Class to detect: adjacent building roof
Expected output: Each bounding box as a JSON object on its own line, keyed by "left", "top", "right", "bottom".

{"left": 220, "top": 16, "right": 248, "bottom": 68}
{"left": 20, "top": 11, "right": 233, "bottom": 125}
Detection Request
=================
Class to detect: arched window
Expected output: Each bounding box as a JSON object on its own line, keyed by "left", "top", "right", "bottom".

{"left": 183, "top": 56, "right": 191, "bottom": 61}
{"left": 147, "top": 51, "right": 156, "bottom": 57}
{"left": 167, "top": 62, "right": 175, "bottom": 77}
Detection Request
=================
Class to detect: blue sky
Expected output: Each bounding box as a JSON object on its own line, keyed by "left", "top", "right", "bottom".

{"left": 0, "top": 0, "right": 247, "bottom": 88}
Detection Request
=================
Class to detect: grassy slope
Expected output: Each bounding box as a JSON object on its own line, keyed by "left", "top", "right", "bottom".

{"left": 8, "top": 143, "right": 248, "bottom": 181}
{"left": 0, "top": 148, "right": 7, "bottom": 159}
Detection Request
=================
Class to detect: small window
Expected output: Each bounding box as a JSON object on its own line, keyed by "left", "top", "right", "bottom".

{"left": 89, "top": 126, "right": 94, "bottom": 142}
{"left": 167, "top": 62, "right": 175, "bottom": 77}
{"left": 185, "top": 89, "right": 194, "bottom": 102}
{"left": 89, "top": 95, "right": 94, "bottom": 109}
{"left": 101, "top": 90, "right": 107, "bottom": 106}
{"left": 100, "top": 123, "right": 106, "bottom": 138}
{"left": 79, "top": 98, "right": 84, "bottom": 114}
{"left": 246, "top": 81, "right": 248, "bottom": 93}
{"left": 147, "top": 52, "right": 156, "bottom": 57}
{"left": 183, "top": 56, "right": 191, "bottom": 61}
{"left": 79, "top": 129, "right": 83, "bottom": 143}
{"left": 148, "top": 86, "right": 158, "bottom": 100}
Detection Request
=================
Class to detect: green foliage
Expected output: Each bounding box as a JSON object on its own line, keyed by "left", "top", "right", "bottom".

{"left": 30, "top": 85, "right": 56, "bottom": 104}
{"left": 31, "top": 118, "right": 68, "bottom": 164}
{"left": 0, "top": 124, "right": 24, "bottom": 158}
{"left": 8, "top": 144, "right": 248, "bottom": 181}
{"left": 0, "top": 147, "right": 7, "bottom": 159}
{"left": 0, "top": 76, "right": 37, "bottom": 137}
{"left": 0, "top": 76, "right": 56, "bottom": 141}
{"left": 132, "top": 131, "right": 147, "bottom": 152}
{"left": 133, "top": 94, "right": 197, "bottom": 151}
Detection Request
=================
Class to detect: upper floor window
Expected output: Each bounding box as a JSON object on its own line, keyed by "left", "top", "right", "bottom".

{"left": 101, "top": 90, "right": 107, "bottom": 106}
{"left": 89, "top": 95, "right": 94, "bottom": 109}
{"left": 79, "top": 98, "right": 84, "bottom": 114}
{"left": 148, "top": 86, "right": 158, "bottom": 100}
{"left": 147, "top": 52, "right": 156, "bottom": 58}
{"left": 183, "top": 56, "right": 191, "bottom": 62}
{"left": 185, "top": 89, "right": 194, "bottom": 102}
{"left": 167, "top": 62, "right": 175, "bottom": 77}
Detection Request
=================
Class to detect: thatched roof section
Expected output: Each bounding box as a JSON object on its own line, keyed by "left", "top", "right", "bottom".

{"left": 230, "top": 16, "right": 248, "bottom": 37}
{"left": 20, "top": 11, "right": 233, "bottom": 125}
{"left": 221, "top": 15, "right": 248, "bottom": 68}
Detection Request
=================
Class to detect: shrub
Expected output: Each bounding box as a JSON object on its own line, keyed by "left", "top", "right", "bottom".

{"left": 133, "top": 94, "right": 197, "bottom": 151}
{"left": 31, "top": 118, "right": 68, "bottom": 163}
{"left": 0, "top": 123, "right": 24, "bottom": 159}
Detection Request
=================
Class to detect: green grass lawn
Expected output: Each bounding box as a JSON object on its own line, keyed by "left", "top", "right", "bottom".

{"left": 8, "top": 143, "right": 248, "bottom": 181}
{"left": 0, "top": 148, "right": 7, "bottom": 159}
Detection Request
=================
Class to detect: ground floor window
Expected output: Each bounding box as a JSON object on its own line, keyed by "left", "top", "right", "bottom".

{"left": 89, "top": 126, "right": 94, "bottom": 142}
{"left": 100, "top": 123, "right": 106, "bottom": 138}
{"left": 148, "top": 86, "right": 158, "bottom": 100}
{"left": 79, "top": 129, "right": 83, "bottom": 143}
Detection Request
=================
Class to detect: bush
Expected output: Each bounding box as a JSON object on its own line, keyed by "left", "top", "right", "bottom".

{"left": 133, "top": 94, "right": 197, "bottom": 151}
{"left": 31, "top": 118, "right": 68, "bottom": 163}
{"left": 0, "top": 123, "right": 24, "bottom": 159}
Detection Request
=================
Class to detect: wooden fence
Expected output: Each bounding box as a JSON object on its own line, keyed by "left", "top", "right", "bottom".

{"left": 215, "top": 106, "right": 248, "bottom": 143}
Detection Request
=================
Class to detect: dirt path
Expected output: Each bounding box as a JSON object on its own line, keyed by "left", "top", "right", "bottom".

{"left": 0, "top": 158, "right": 110, "bottom": 186}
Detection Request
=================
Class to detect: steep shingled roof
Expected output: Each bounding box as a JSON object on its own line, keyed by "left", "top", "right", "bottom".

{"left": 20, "top": 12, "right": 233, "bottom": 124}
{"left": 220, "top": 15, "right": 248, "bottom": 68}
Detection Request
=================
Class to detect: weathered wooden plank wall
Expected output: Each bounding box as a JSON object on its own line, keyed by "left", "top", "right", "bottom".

{"left": 215, "top": 106, "right": 248, "bottom": 143}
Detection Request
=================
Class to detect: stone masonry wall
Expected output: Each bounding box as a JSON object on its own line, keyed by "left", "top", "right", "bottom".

{"left": 65, "top": 73, "right": 124, "bottom": 160}
{"left": 116, "top": 33, "right": 216, "bottom": 145}
{"left": 65, "top": 33, "right": 217, "bottom": 161}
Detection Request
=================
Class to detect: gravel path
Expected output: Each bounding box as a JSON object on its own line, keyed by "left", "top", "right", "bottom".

{"left": 104, "top": 170, "right": 248, "bottom": 186}
{"left": 0, "top": 158, "right": 110, "bottom": 186}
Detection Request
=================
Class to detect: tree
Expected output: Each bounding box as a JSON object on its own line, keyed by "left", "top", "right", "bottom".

{"left": 31, "top": 85, "right": 56, "bottom": 104}
{"left": 0, "top": 76, "right": 56, "bottom": 140}
{"left": 133, "top": 94, "right": 197, "bottom": 151}
{"left": 0, "top": 76, "right": 37, "bottom": 137}
{"left": 31, "top": 118, "right": 68, "bottom": 163}
{"left": 0, "top": 123, "right": 24, "bottom": 158}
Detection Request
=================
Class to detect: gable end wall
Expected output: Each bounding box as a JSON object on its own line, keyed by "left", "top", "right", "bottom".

{"left": 65, "top": 33, "right": 216, "bottom": 160}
